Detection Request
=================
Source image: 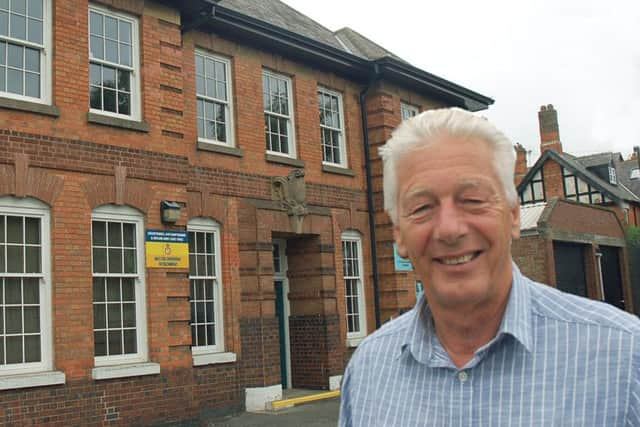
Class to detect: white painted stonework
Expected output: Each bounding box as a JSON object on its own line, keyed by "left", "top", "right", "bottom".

{"left": 245, "top": 384, "right": 283, "bottom": 412}
{"left": 329, "top": 375, "right": 343, "bottom": 391}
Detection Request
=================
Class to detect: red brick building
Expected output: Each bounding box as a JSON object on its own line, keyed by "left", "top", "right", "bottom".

{"left": 513, "top": 105, "right": 636, "bottom": 314}
{"left": 0, "top": 0, "right": 491, "bottom": 424}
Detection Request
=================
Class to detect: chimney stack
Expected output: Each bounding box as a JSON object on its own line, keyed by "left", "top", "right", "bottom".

{"left": 538, "top": 104, "right": 563, "bottom": 153}
{"left": 514, "top": 143, "right": 528, "bottom": 186}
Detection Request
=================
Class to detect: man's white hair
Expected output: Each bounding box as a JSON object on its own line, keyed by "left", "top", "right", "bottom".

{"left": 379, "top": 107, "right": 517, "bottom": 224}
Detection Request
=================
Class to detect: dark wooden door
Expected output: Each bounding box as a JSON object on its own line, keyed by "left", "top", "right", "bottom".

{"left": 553, "top": 242, "right": 588, "bottom": 297}
{"left": 600, "top": 246, "right": 625, "bottom": 309}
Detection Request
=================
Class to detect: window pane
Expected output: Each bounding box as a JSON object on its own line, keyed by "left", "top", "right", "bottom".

{"left": 27, "top": 17, "right": 41, "bottom": 44}
{"left": 7, "top": 245, "right": 23, "bottom": 272}
{"left": 104, "top": 16, "right": 117, "bottom": 39}
{"left": 23, "top": 306, "right": 39, "bottom": 333}
{"left": 120, "top": 43, "right": 131, "bottom": 67}
{"left": 89, "top": 86, "right": 102, "bottom": 109}
{"left": 108, "top": 330, "right": 122, "bottom": 355}
{"left": 24, "top": 335, "right": 40, "bottom": 362}
{"left": 25, "top": 72, "right": 38, "bottom": 97}
{"left": 564, "top": 177, "right": 576, "bottom": 196}
{"left": 105, "top": 39, "right": 118, "bottom": 63}
{"left": 122, "top": 278, "right": 134, "bottom": 300}
{"left": 5, "top": 277, "right": 21, "bottom": 303}
{"left": 7, "top": 43, "right": 22, "bottom": 68}
{"left": 6, "top": 307, "right": 22, "bottom": 333}
{"left": 94, "top": 331, "right": 107, "bottom": 356}
{"left": 119, "top": 20, "right": 131, "bottom": 43}
{"left": 123, "top": 248, "right": 135, "bottom": 273}
{"left": 23, "top": 217, "right": 39, "bottom": 244}
{"left": 6, "top": 336, "right": 22, "bottom": 363}
{"left": 216, "top": 82, "right": 226, "bottom": 101}
{"left": 14, "top": 0, "right": 27, "bottom": 14}
{"left": 94, "top": 304, "right": 106, "bottom": 329}
{"left": 117, "top": 69, "right": 130, "bottom": 92}
{"left": 23, "top": 278, "right": 38, "bottom": 303}
{"left": 10, "top": 13, "right": 26, "bottom": 40}
{"left": 107, "top": 222, "right": 121, "bottom": 245}
{"left": 7, "top": 68, "right": 21, "bottom": 94}
{"left": 123, "top": 329, "right": 136, "bottom": 353}
{"left": 118, "top": 92, "right": 130, "bottom": 115}
{"left": 89, "top": 63, "right": 101, "bottom": 86}
{"left": 24, "top": 47, "right": 38, "bottom": 72}
{"left": 0, "top": 11, "right": 7, "bottom": 36}
{"left": 577, "top": 179, "right": 589, "bottom": 193}
{"left": 532, "top": 182, "right": 544, "bottom": 200}
{"left": 579, "top": 194, "right": 590, "bottom": 203}
{"left": 196, "top": 75, "right": 205, "bottom": 95}
{"left": 106, "top": 277, "right": 120, "bottom": 300}
{"left": 122, "top": 303, "right": 135, "bottom": 327}
{"left": 25, "top": 246, "right": 40, "bottom": 273}
{"left": 103, "top": 66, "right": 116, "bottom": 88}
{"left": 89, "top": 11, "right": 103, "bottom": 36}
{"left": 28, "top": 0, "right": 43, "bottom": 19}
{"left": 0, "top": 245, "right": 4, "bottom": 271}
{"left": 107, "top": 303, "right": 121, "bottom": 328}
{"left": 108, "top": 248, "right": 122, "bottom": 273}
{"left": 92, "top": 248, "right": 107, "bottom": 273}
{"left": 93, "top": 277, "right": 105, "bottom": 301}
{"left": 591, "top": 192, "right": 602, "bottom": 204}
{"left": 90, "top": 35, "right": 103, "bottom": 59}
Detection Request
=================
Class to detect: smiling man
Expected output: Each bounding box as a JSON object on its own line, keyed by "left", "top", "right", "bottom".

{"left": 339, "top": 108, "right": 640, "bottom": 426}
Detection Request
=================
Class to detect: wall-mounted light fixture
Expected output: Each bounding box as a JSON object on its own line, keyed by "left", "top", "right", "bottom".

{"left": 160, "top": 201, "right": 182, "bottom": 224}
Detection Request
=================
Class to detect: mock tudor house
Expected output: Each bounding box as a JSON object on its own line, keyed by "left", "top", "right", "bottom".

{"left": 512, "top": 105, "right": 637, "bottom": 314}
{"left": 0, "top": 0, "right": 492, "bottom": 424}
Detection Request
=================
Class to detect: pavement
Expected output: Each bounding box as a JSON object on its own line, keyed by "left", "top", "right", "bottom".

{"left": 205, "top": 397, "right": 340, "bottom": 427}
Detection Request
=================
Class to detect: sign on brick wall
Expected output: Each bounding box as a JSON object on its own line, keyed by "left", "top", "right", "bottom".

{"left": 145, "top": 230, "right": 188, "bottom": 268}
{"left": 393, "top": 243, "right": 413, "bottom": 271}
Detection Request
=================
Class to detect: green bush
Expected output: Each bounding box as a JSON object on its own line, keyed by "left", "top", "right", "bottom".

{"left": 627, "top": 226, "right": 640, "bottom": 247}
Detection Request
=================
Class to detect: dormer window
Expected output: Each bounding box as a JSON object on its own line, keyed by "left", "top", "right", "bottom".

{"left": 630, "top": 168, "right": 640, "bottom": 180}
{"left": 608, "top": 166, "right": 617, "bottom": 185}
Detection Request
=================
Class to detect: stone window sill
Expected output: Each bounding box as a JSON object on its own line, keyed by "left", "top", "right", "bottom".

{"left": 0, "top": 97, "right": 60, "bottom": 117}
{"left": 197, "top": 141, "right": 244, "bottom": 157}
{"left": 87, "top": 112, "right": 150, "bottom": 133}
{"left": 266, "top": 153, "right": 305, "bottom": 168}
{"left": 0, "top": 370, "right": 66, "bottom": 391}
{"left": 346, "top": 337, "right": 364, "bottom": 348}
{"left": 322, "top": 163, "right": 355, "bottom": 176}
{"left": 92, "top": 362, "right": 160, "bottom": 380}
{"left": 192, "top": 351, "right": 237, "bottom": 366}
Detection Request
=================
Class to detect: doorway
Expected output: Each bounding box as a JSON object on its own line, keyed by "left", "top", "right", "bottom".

{"left": 599, "top": 246, "right": 625, "bottom": 309}
{"left": 273, "top": 239, "right": 291, "bottom": 389}
{"left": 553, "top": 241, "right": 588, "bottom": 297}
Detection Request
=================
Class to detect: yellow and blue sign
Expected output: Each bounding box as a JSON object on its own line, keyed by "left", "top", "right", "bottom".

{"left": 145, "top": 230, "right": 189, "bottom": 268}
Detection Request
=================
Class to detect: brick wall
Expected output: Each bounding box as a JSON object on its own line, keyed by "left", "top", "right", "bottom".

{"left": 289, "top": 314, "right": 340, "bottom": 389}
{"left": 0, "top": 366, "right": 241, "bottom": 426}
{"left": 239, "top": 317, "right": 281, "bottom": 389}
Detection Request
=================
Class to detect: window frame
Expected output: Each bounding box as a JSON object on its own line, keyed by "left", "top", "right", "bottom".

{"left": 195, "top": 50, "right": 235, "bottom": 147}
{"left": 88, "top": 4, "right": 141, "bottom": 121}
{"left": 0, "top": 0, "right": 53, "bottom": 104}
{"left": 0, "top": 196, "right": 52, "bottom": 376}
{"left": 318, "top": 86, "right": 347, "bottom": 168}
{"left": 342, "top": 231, "right": 366, "bottom": 346}
{"left": 519, "top": 170, "right": 546, "bottom": 205}
{"left": 400, "top": 102, "right": 419, "bottom": 120}
{"left": 262, "top": 69, "right": 296, "bottom": 158}
{"left": 187, "top": 218, "right": 225, "bottom": 358}
{"left": 91, "top": 204, "right": 147, "bottom": 367}
{"left": 562, "top": 167, "right": 608, "bottom": 205}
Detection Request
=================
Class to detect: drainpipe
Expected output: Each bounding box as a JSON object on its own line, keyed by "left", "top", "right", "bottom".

{"left": 360, "top": 64, "right": 382, "bottom": 328}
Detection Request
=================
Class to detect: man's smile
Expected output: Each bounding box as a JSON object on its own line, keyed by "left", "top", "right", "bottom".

{"left": 434, "top": 251, "right": 482, "bottom": 266}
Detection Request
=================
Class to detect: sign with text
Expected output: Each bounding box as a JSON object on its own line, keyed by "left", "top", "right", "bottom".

{"left": 145, "top": 230, "right": 188, "bottom": 268}
{"left": 393, "top": 243, "right": 413, "bottom": 271}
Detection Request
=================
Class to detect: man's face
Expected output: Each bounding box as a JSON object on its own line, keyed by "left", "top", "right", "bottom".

{"left": 393, "top": 134, "right": 520, "bottom": 310}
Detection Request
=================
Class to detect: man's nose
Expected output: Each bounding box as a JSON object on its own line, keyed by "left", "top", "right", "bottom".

{"left": 433, "top": 200, "right": 467, "bottom": 244}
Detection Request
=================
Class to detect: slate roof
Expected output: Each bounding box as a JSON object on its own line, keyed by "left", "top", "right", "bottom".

{"left": 517, "top": 150, "right": 640, "bottom": 204}
{"left": 218, "top": 0, "right": 345, "bottom": 50}
{"left": 333, "top": 27, "right": 404, "bottom": 62}
{"left": 617, "top": 159, "right": 640, "bottom": 199}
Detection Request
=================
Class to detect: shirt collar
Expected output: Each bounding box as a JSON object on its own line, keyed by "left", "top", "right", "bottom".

{"left": 402, "top": 262, "right": 533, "bottom": 365}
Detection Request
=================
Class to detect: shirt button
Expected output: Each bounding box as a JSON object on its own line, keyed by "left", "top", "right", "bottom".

{"left": 458, "top": 371, "right": 469, "bottom": 382}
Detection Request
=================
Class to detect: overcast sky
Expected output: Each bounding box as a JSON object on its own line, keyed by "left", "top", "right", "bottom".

{"left": 282, "top": 0, "right": 640, "bottom": 164}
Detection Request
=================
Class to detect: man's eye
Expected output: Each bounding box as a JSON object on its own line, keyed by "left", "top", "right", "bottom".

{"left": 411, "top": 204, "right": 432, "bottom": 215}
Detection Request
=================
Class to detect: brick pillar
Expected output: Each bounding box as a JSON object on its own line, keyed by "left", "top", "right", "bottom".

{"left": 238, "top": 201, "right": 281, "bottom": 389}
{"left": 365, "top": 84, "right": 418, "bottom": 321}
{"left": 538, "top": 104, "right": 563, "bottom": 153}
{"left": 514, "top": 143, "right": 528, "bottom": 186}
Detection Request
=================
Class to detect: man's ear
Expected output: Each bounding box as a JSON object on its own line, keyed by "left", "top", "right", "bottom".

{"left": 393, "top": 225, "right": 408, "bottom": 258}
{"left": 510, "top": 201, "right": 521, "bottom": 240}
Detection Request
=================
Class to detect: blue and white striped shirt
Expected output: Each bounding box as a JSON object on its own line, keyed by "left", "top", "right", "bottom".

{"left": 340, "top": 264, "right": 640, "bottom": 426}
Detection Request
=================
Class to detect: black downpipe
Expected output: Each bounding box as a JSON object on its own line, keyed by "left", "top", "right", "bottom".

{"left": 360, "top": 66, "right": 382, "bottom": 328}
